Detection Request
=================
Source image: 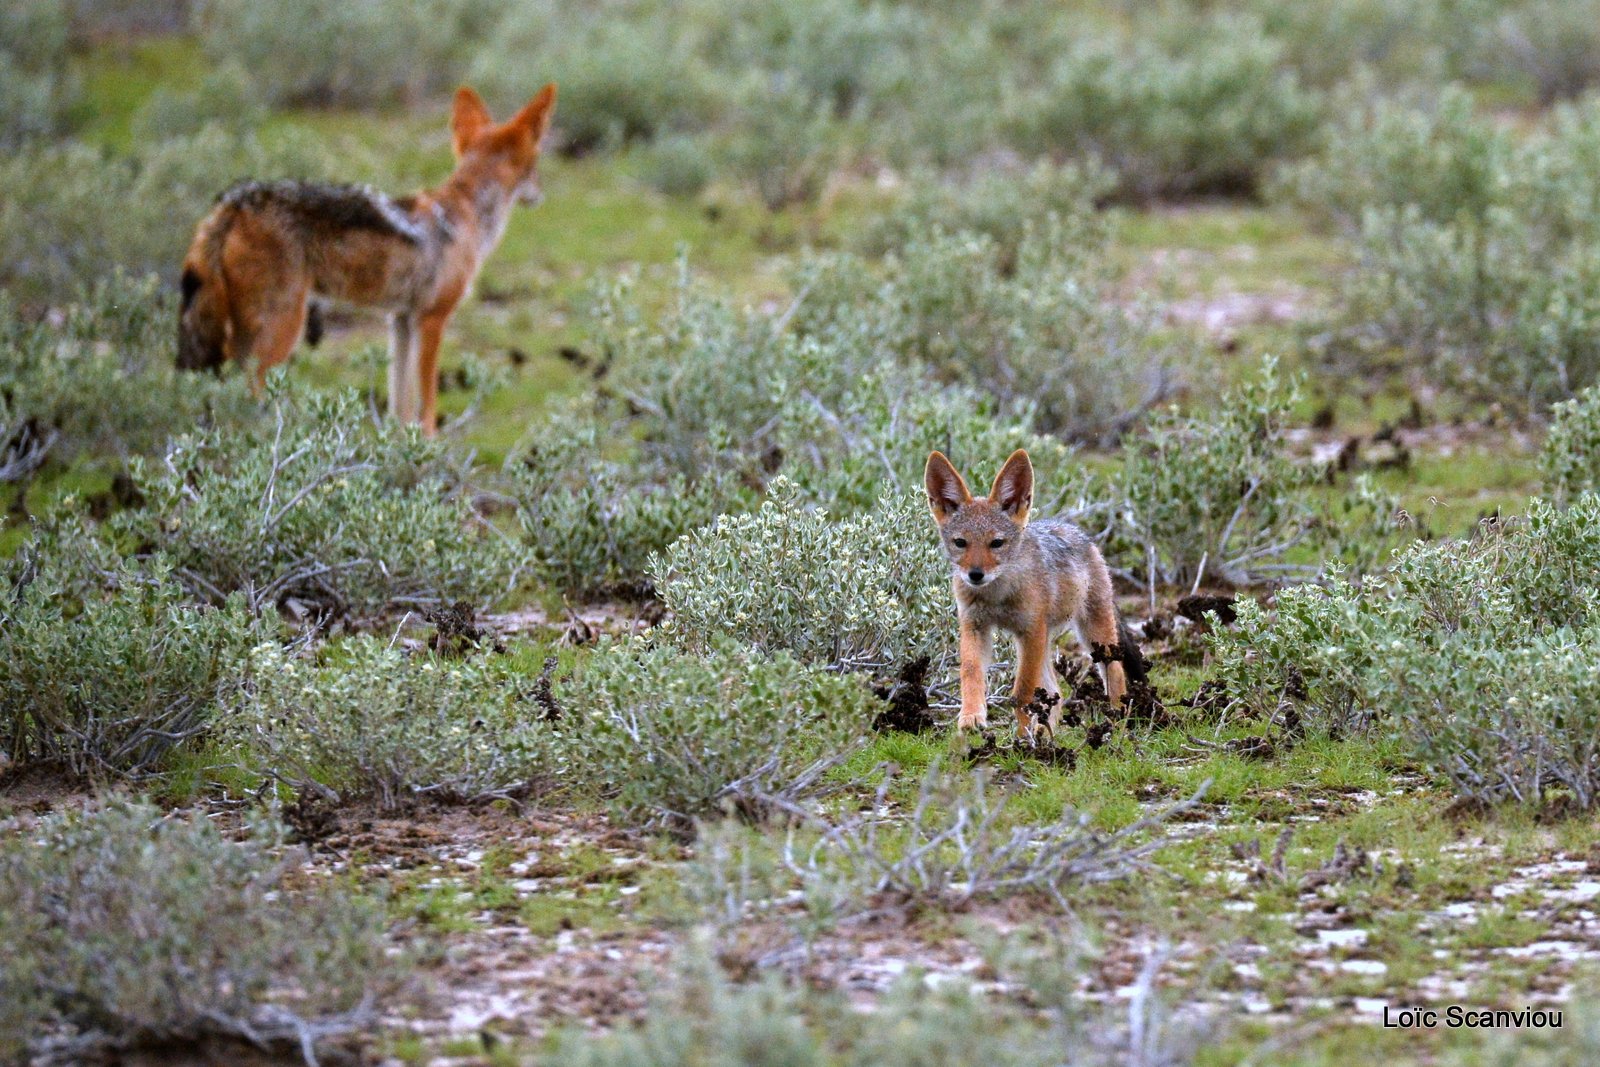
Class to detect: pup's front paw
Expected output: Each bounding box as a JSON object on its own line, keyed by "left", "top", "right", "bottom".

{"left": 956, "top": 708, "right": 988, "bottom": 730}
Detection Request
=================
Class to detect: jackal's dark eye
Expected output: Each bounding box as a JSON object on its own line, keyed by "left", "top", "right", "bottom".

{"left": 951, "top": 537, "right": 967, "bottom": 548}
{"left": 990, "top": 538, "right": 1006, "bottom": 549}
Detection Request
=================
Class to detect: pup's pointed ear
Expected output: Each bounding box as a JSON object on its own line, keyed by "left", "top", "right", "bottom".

{"left": 451, "top": 86, "right": 492, "bottom": 155}
{"left": 512, "top": 83, "right": 557, "bottom": 144}
{"left": 924, "top": 451, "right": 972, "bottom": 523}
{"left": 989, "top": 449, "right": 1033, "bottom": 525}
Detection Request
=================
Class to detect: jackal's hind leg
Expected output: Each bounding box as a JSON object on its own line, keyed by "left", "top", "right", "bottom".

{"left": 388, "top": 313, "right": 420, "bottom": 424}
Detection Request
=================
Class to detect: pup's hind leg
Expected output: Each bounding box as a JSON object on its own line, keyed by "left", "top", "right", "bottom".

{"left": 1077, "top": 583, "right": 1127, "bottom": 708}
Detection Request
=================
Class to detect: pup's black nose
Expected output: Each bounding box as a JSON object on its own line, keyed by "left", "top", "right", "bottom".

{"left": 968, "top": 569, "right": 985, "bottom": 584}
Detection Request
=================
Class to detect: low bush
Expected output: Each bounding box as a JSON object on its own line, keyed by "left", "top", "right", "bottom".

{"left": 1274, "top": 84, "right": 1511, "bottom": 234}
{"left": 227, "top": 637, "right": 561, "bottom": 809}
{"left": 0, "top": 0, "right": 76, "bottom": 147}
{"left": 508, "top": 407, "right": 754, "bottom": 598}
{"left": 1009, "top": 15, "right": 1322, "bottom": 200}
{"left": 0, "top": 273, "right": 257, "bottom": 484}
{"left": 130, "top": 60, "right": 266, "bottom": 140}
{"left": 0, "top": 549, "right": 260, "bottom": 778}
{"left": 852, "top": 159, "right": 1113, "bottom": 270}
{"left": 193, "top": 0, "right": 506, "bottom": 108}
{"left": 558, "top": 637, "right": 878, "bottom": 830}
{"left": 1213, "top": 493, "right": 1600, "bottom": 807}
{"left": 0, "top": 800, "right": 393, "bottom": 1063}
{"left": 1485, "top": 0, "right": 1600, "bottom": 105}
{"left": 717, "top": 81, "right": 842, "bottom": 211}
{"left": 796, "top": 217, "right": 1178, "bottom": 443}
{"left": 113, "top": 387, "right": 526, "bottom": 621}
{"left": 538, "top": 940, "right": 1211, "bottom": 1067}
{"left": 653, "top": 479, "right": 950, "bottom": 673}
{"left": 1109, "top": 358, "right": 1397, "bottom": 589}
{"left": 587, "top": 266, "right": 856, "bottom": 476}
{"left": 472, "top": 0, "right": 724, "bottom": 155}
{"left": 771, "top": 377, "right": 1091, "bottom": 518}
{"left": 1542, "top": 384, "right": 1600, "bottom": 502}
{"left": 704, "top": 763, "right": 1206, "bottom": 923}
{"left": 1246, "top": 0, "right": 1470, "bottom": 90}
{"left": 0, "top": 125, "right": 338, "bottom": 305}
{"left": 1285, "top": 88, "right": 1600, "bottom": 411}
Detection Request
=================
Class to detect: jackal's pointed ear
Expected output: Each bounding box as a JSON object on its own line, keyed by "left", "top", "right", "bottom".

{"left": 989, "top": 449, "right": 1033, "bottom": 525}
{"left": 512, "top": 83, "right": 558, "bottom": 145}
{"left": 451, "top": 86, "right": 492, "bottom": 155}
{"left": 924, "top": 451, "right": 972, "bottom": 523}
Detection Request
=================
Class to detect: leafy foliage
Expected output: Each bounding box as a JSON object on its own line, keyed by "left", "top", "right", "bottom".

{"left": 0, "top": 550, "right": 260, "bottom": 777}
{"left": 654, "top": 480, "right": 950, "bottom": 672}
{"left": 1008, "top": 14, "right": 1323, "bottom": 199}
{"left": 1542, "top": 384, "right": 1600, "bottom": 502}
{"left": 0, "top": 801, "right": 393, "bottom": 1063}
{"left": 0, "top": 273, "right": 256, "bottom": 484}
{"left": 227, "top": 638, "right": 561, "bottom": 809}
{"left": 558, "top": 637, "right": 878, "bottom": 830}
{"left": 0, "top": 0, "right": 77, "bottom": 147}
{"left": 1109, "top": 359, "right": 1397, "bottom": 588}
{"left": 193, "top": 0, "right": 507, "bottom": 108}
{"left": 508, "top": 407, "right": 754, "bottom": 598}
{"left": 1214, "top": 494, "right": 1600, "bottom": 807}
{"left": 114, "top": 387, "right": 525, "bottom": 620}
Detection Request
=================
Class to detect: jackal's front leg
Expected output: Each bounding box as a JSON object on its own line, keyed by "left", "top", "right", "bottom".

{"left": 1011, "top": 621, "right": 1052, "bottom": 738}
{"left": 957, "top": 619, "right": 992, "bottom": 730}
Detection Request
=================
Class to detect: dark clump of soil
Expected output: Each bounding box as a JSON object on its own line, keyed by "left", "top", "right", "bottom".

{"left": 530, "top": 656, "right": 565, "bottom": 722}
{"left": 872, "top": 657, "right": 935, "bottom": 733}
{"left": 558, "top": 344, "right": 612, "bottom": 381}
{"left": 1084, "top": 720, "right": 1114, "bottom": 750}
{"left": 1119, "top": 676, "right": 1169, "bottom": 727}
{"left": 1175, "top": 594, "right": 1237, "bottom": 627}
{"left": 425, "top": 600, "right": 505, "bottom": 656}
{"left": 1175, "top": 679, "right": 1230, "bottom": 714}
{"left": 283, "top": 794, "right": 339, "bottom": 845}
{"left": 85, "top": 470, "right": 146, "bottom": 521}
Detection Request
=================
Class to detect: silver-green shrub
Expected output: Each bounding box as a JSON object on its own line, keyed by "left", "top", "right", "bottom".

{"left": 1008, "top": 14, "right": 1322, "bottom": 199}
{"left": 193, "top": 0, "right": 506, "bottom": 108}
{"left": 0, "top": 125, "right": 337, "bottom": 304}
{"left": 558, "top": 637, "right": 878, "bottom": 829}
{"left": 1110, "top": 358, "right": 1397, "bottom": 589}
{"left": 538, "top": 940, "right": 1212, "bottom": 1067}
{"left": 472, "top": 0, "right": 725, "bottom": 154}
{"left": 508, "top": 405, "right": 754, "bottom": 597}
{"left": 1284, "top": 87, "right": 1600, "bottom": 410}
{"left": 0, "top": 0, "right": 76, "bottom": 147}
{"left": 795, "top": 216, "right": 1177, "bottom": 443}
{"left": 653, "top": 479, "right": 950, "bottom": 673}
{"left": 0, "top": 273, "right": 256, "bottom": 483}
{"left": 114, "top": 387, "right": 526, "bottom": 620}
{"left": 1485, "top": 0, "right": 1600, "bottom": 105}
{"left": 853, "top": 159, "right": 1113, "bottom": 270}
{"left": 1543, "top": 384, "right": 1600, "bottom": 502}
{"left": 0, "top": 551, "right": 260, "bottom": 777}
{"left": 227, "top": 637, "right": 562, "bottom": 809}
{"left": 1213, "top": 493, "right": 1600, "bottom": 807}
{"left": 697, "top": 764, "right": 1205, "bottom": 924}
{"left": 0, "top": 800, "right": 393, "bottom": 1063}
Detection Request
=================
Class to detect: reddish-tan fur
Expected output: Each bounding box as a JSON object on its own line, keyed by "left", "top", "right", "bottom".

{"left": 177, "top": 84, "right": 556, "bottom": 436}
{"left": 925, "top": 449, "right": 1130, "bottom": 737}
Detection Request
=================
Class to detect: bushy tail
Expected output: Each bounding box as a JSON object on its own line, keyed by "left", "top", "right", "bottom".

{"left": 1116, "top": 614, "right": 1149, "bottom": 686}
{"left": 176, "top": 215, "right": 232, "bottom": 372}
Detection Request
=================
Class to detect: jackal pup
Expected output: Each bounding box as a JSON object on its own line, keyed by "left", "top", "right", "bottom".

{"left": 924, "top": 449, "right": 1143, "bottom": 736}
{"left": 177, "top": 84, "right": 556, "bottom": 435}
